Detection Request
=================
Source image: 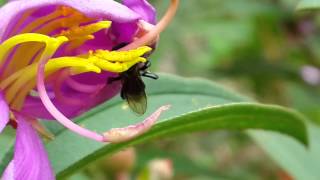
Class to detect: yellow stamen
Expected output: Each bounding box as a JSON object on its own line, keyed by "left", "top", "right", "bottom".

{"left": 8, "top": 57, "right": 101, "bottom": 108}
{"left": 0, "top": 29, "right": 152, "bottom": 109}
{"left": 1, "top": 43, "right": 45, "bottom": 79}
{"left": 20, "top": 9, "right": 65, "bottom": 34}
{"left": 36, "top": 12, "right": 91, "bottom": 35}
{"left": 30, "top": 119, "right": 55, "bottom": 140}
{"left": 3, "top": 19, "right": 109, "bottom": 78}
{"left": 59, "top": 21, "right": 111, "bottom": 41}
{"left": 8, "top": 45, "right": 151, "bottom": 107}
{"left": 58, "top": 21, "right": 112, "bottom": 52}
{"left": 84, "top": 46, "right": 152, "bottom": 72}
{"left": 0, "top": 34, "right": 66, "bottom": 57}
{"left": 92, "top": 57, "right": 146, "bottom": 73}
{"left": 93, "top": 46, "right": 152, "bottom": 62}
{"left": 70, "top": 46, "right": 152, "bottom": 73}
{"left": 0, "top": 33, "right": 68, "bottom": 106}
{"left": 10, "top": 9, "right": 35, "bottom": 36}
{"left": 9, "top": 112, "right": 15, "bottom": 121}
{"left": 2, "top": 8, "right": 88, "bottom": 78}
{"left": 10, "top": 81, "right": 38, "bottom": 110}
{"left": 0, "top": 33, "right": 67, "bottom": 67}
{"left": 4, "top": 7, "right": 90, "bottom": 77}
{"left": 2, "top": 11, "right": 89, "bottom": 78}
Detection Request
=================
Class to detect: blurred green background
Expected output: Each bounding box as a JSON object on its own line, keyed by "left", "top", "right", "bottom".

{"left": 0, "top": 0, "right": 309, "bottom": 179}
{"left": 69, "top": 0, "right": 320, "bottom": 179}
{"left": 145, "top": 0, "right": 319, "bottom": 179}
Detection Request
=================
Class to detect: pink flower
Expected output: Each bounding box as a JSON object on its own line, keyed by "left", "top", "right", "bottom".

{"left": 0, "top": 0, "right": 179, "bottom": 179}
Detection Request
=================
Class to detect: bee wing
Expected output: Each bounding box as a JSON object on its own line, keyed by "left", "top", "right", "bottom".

{"left": 125, "top": 90, "right": 147, "bottom": 115}
{"left": 122, "top": 76, "right": 147, "bottom": 115}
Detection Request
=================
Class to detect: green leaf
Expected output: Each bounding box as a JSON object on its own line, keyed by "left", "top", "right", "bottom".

{"left": 0, "top": 0, "right": 6, "bottom": 6}
{"left": 42, "top": 74, "right": 308, "bottom": 179}
{"left": 135, "top": 148, "right": 250, "bottom": 179}
{"left": 250, "top": 123, "right": 320, "bottom": 180}
{"left": 296, "top": 0, "right": 320, "bottom": 11}
{"left": 0, "top": 128, "right": 15, "bottom": 175}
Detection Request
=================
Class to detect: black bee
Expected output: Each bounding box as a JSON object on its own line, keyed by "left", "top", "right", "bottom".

{"left": 108, "top": 43, "right": 158, "bottom": 115}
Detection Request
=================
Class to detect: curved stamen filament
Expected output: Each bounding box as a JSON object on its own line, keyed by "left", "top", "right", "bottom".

{"left": 11, "top": 61, "right": 100, "bottom": 110}
{"left": 37, "top": 55, "right": 106, "bottom": 142}
{"left": 30, "top": 118, "right": 55, "bottom": 140}
{"left": 53, "top": 70, "right": 87, "bottom": 106}
{"left": 0, "top": 29, "right": 168, "bottom": 143}
{"left": 38, "top": 65, "right": 171, "bottom": 142}
{"left": 120, "top": 0, "right": 180, "bottom": 51}
{"left": 36, "top": 48, "right": 168, "bottom": 142}
{"left": 65, "top": 76, "right": 104, "bottom": 94}
{"left": 2, "top": 44, "right": 150, "bottom": 105}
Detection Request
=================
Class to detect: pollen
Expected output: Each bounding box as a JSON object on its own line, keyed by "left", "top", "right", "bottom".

{"left": 87, "top": 46, "right": 152, "bottom": 73}
{"left": 94, "top": 46, "right": 152, "bottom": 62}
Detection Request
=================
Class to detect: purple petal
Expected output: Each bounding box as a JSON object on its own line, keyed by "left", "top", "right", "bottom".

{"left": 123, "top": 0, "right": 157, "bottom": 24}
{"left": 0, "top": 0, "right": 143, "bottom": 40}
{"left": 2, "top": 161, "right": 14, "bottom": 180}
{"left": 21, "top": 77, "right": 122, "bottom": 120}
{"left": 0, "top": 92, "right": 9, "bottom": 133}
{"left": 2, "top": 115, "right": 55, "bottom": 180}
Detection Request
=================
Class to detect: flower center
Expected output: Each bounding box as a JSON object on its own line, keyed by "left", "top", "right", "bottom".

{"left": 0, "top": 0, "right": 179, "bottom": 142}
{"left": 0, "top": 28, "right": 151, "bottom": 110}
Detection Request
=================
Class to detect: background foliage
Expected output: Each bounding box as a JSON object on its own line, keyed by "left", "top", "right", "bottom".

{"left": 136, "top": 0, "right": 320, "bottom": 179}
{"left": 1, "top": 0, "right": 320, "bottom": 179}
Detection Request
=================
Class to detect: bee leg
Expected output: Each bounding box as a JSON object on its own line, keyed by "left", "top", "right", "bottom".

{"left": 140, "top": 60, "right": 151, "bottom": 71}
{"left": 120, "top": 89, "right": 125, "bottom": 99}
{"left": 141, "top": 71, "right": 159, "bottom": 80}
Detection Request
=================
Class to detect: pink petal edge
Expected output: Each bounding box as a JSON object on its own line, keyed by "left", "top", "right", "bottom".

{"left": 0, "top": 92, "right": 9, "bottom": 133}
{"left": 2, "top": 115, "right": 55, "bottom": 180}
{"left": 104, "top": 105, "right": 171, "bottom": 143}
